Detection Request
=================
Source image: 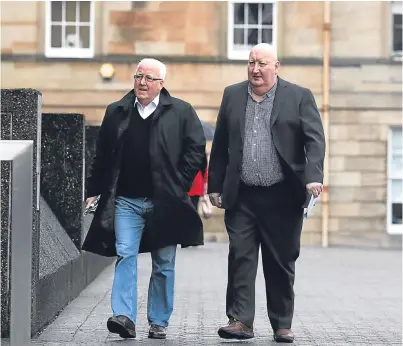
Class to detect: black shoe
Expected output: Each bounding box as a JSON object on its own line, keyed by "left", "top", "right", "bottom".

{"left": 148, "top": 324, "right": 167, "bottom": 339}
{"left": 107, "top": 315, "right": 136, "bottom": 338}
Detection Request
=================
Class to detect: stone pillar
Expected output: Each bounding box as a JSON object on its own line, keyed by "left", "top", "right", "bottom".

{"left": 84, "top": 125, "right": 100, "bottom": 187}
{"left": 41, "top": 113, "right": 85, "bottom": 248}
{"left": 0, "top": 156, "right": 11, "bottom": 337}
{"left": 0, "top": 89, "right": 42, "bottom": 337}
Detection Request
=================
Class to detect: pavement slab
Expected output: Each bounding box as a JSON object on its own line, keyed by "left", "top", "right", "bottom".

{"left": 28, "top": 243, "right": 401, "bottom": 345}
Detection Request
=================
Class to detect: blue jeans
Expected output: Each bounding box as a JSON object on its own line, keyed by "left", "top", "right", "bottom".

{"left": 111, "top": 196, "right": 177, "bottom": 327}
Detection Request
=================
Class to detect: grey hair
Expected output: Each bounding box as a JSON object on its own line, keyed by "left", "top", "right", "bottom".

{"left": 136, "top": 58, "right": 167, "bottom": 80}
{"left": 250, "top": 43, "right": 278, "bottom": 60}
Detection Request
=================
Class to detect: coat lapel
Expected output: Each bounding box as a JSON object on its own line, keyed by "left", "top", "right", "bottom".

{"left": 270, "top": 78, "right": 287, "bottom": 127}
{"left": 151, "top": 89, "right": 172, "bottom": 125}
{"left": 237, "top": 82, "right": 249, "bottom": 145}
{"left": 115, "top": 90, "right": 134, "bottom": 143}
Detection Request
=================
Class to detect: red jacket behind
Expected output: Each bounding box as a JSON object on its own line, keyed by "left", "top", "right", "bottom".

{"left": 188, "top": 170, "right": 208, "bottom": 196}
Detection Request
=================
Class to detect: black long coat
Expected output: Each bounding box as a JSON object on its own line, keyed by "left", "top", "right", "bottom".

{"left": 82, "top": 88, "right": 206, "bottom": 257}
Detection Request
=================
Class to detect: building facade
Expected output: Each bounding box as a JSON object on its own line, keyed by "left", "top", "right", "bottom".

{"left": 1, "top": 1, "right": 402, "bottom": 248}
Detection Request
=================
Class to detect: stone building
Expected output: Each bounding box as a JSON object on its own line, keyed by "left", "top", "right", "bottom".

{"left": 1, "top": 1, "right": 402, "bottom": 248}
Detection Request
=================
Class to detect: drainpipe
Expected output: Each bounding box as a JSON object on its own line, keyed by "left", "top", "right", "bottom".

{"left": 321, "top": 1, "right": 331, "bottom": 248}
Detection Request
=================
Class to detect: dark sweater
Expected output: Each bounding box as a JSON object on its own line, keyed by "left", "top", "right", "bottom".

{"left": 117, "top": 106, "right": 154, "bottom": 198}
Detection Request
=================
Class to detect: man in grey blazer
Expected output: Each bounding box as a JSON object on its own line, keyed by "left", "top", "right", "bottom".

{"left": 208, "top": 43, "right": 325, "bottom": 343}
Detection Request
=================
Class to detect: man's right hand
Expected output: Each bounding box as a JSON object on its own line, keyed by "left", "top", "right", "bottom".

{"left": 209, "top": 193, "right": 223, "bottom": 208}
{"left": 85, "top": 196, "right": 98, "bottom": 209}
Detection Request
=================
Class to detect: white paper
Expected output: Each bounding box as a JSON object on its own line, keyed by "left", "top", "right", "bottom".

{"left": 304, "top": 195, "right": 318, "bottom": 219}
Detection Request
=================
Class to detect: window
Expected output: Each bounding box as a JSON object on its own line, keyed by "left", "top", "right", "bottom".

{"left": 387, "top": 127, "right": 403, "bottom": 234}
{"left": 132, "top": 1, "right": 147, "bottom": 10}
{"left": 45, "top": 1, "right": 94, "bottom": 58}
{"left": 391, "top": 1, "right": 402, "bottom": 56}
{"left": 227, "top": 0, "right": 277, "bottom": 60}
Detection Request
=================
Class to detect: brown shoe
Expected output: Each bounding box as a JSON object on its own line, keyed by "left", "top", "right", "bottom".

{"left": 273, "top": 329, "right": 294, "bottom": 343}
{"left": 217, "top": 318, "right": 254, "bottom": 340}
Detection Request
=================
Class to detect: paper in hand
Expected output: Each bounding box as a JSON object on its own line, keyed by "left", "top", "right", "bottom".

{"left": 303, "top": 195, "right": 317, "bottom": 219}
{"left": 83, "top": 196, "right": 100, "bottom": 216}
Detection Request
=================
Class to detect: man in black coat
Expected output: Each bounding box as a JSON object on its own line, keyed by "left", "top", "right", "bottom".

{"left": 208, "top": 43, "right": 325, "bottom": 343}
{"left": 83, "top": 58, "right": 206, "bottom": 339}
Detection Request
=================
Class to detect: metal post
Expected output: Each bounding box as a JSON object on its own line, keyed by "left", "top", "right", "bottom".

{"left": 321, "top": 1, "right": 331, "bottom": 248}
{"left": 0, "top": 140, "right": 33, "bottom": 346}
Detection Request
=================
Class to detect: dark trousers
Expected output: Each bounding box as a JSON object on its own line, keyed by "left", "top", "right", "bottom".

{"left": 189, "top": 195, "right": 200, "bottom": 211}
{"left": 224, "top": 181, "right": 304, "bottom": 331}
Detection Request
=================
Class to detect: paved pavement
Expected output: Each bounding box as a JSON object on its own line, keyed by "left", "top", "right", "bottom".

{"left": 31, "top": 243, "right": 401, "bottom": 346}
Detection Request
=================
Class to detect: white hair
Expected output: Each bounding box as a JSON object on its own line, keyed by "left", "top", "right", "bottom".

{"left": 136, "top": 58, "right": 167, "bottom": 80}
{"left": 250, "top": 43, "right": 278, "bottom": 60}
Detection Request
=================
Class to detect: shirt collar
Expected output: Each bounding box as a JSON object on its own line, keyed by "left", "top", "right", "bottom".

{"left": 134, "top": 93, "right": 160, "bottom": 108}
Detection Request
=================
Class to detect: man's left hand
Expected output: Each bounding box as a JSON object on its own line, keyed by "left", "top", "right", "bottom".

{"left": 306, "top": 182, "right": 323, "bottom": 198}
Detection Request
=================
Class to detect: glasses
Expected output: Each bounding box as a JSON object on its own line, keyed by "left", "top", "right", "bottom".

{"left": 134, "top": 74, "right": 163, "bottom": 83}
